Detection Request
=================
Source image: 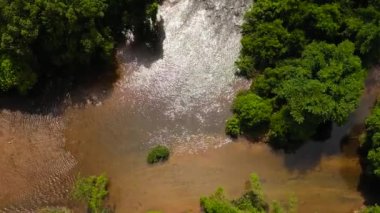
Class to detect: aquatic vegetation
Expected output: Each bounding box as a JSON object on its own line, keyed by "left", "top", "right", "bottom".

{"left": 147, "top": 145, "right": 170, "bottom": 164}
{"left": 200, "top": 173, "right": 297, "bottom": 213}
{"left": 229, "top": 0, "right": 380, "bottom": 149}
{"left": 71, "top": 174, "right": 109, "bottom": 213}
{"left": 226, "top": 115, "right": 241, "bottom": 138}
{"left": 361, "top": 205, "right": 380, "bottom": 213}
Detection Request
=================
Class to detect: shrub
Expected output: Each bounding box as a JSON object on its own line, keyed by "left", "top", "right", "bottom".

{"left": 200, "top": 173, "right": 268, "bottom": 213}
{"left": 226, "top": 116, "right": 241, "bottom": 137}
{"left": 147, "top": 145, "right": 170, "bottom": 164}
{"left": 232, "top": 92, "right": 272, "bottom": 129}
{"left": 200, "top": 188, "right": 242, "bottom": 213}
{"left": 361, "top": 205, "right": 380, "bottom": 213}
{"left": 200, "top": 173, "right": 298, "bottom": 213}
{"left": 71, "top": 174, "right": 109, "bottom": 213}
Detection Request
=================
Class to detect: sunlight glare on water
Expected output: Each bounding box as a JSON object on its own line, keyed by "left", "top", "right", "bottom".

{"left": 118, "top": 0, "right": 251, "bottom": 120}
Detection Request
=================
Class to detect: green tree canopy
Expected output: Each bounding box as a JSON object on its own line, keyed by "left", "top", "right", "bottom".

{"left": 362, "top": 103, "right": 380, "bottom": 179}
{"left": 229, "top": 40, "right": 365, "bottom": 147}
{"left": 0, "top": 0, "right": 160, "bottom": 93}
{"left": 228, "top": 0, "right": 379, "bottom": 149}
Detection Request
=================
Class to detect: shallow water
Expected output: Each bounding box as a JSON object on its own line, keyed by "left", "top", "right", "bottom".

{"left": 64, "top": 0, "right": 379, "bottom": 211}
{"left": 64, "top": 74, "right": 377, "bottom": 212}
{"left": 1, "top": 0, "right": 380, "bottom": 212}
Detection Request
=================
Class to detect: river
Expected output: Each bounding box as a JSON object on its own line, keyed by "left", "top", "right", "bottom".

{"left": 0, "top": 0, "right": 379, "bottom": 212}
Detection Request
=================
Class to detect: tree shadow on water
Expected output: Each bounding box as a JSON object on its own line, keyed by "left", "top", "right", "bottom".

{"left": 280, "top": 122, "right": 360, "bottom": 173}
{"left": 0, "top": 61, "right": 119, "bottom": 116}
{"left": 0, "top": 19, "right": 166, "bottom": 116}
{"left": 358, "top": 174, "right": 380, "bottom": 206}
{"left": 118, "top": 18, "right": 166, "bottom": 68}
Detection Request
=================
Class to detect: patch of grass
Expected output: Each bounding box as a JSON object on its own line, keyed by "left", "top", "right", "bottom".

{"left": 147, "top": 145, "right": 170, "bottom": 164}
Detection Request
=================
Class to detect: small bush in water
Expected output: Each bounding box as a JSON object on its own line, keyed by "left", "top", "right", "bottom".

{"left": 226, "top": 116, "right": 241, "bottom": 138}
{"left": 201, "top": 173, "right": 297, "bottom": 213}
{"left": 147, "top": 145, "right": 170, "bottom": 164}
{"left": 71, "top": 174, "right": 109, "bottom": 213}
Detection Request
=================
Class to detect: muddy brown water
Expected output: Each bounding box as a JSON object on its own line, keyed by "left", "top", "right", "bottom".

{"left": 63, "top": 67, "right": 379, "bottom": 213}
{"left": 1, "top": 0, "right": 380, "bottom": 212}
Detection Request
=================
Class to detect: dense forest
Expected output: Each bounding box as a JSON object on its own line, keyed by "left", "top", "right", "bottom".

{"left": 0, "top": 0, "right": 159, "bottom": 94}
{"left": 227, "top": 0, "right": 380, "bottom": 150}
{"left": 226, "top": 0, "right": 380, "bottom": 211}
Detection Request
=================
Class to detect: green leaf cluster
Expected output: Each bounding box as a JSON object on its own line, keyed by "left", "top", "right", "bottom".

{"left": 237, "top": 0, "right": 380, "bottom": 76}
{"left": 71, "top": 174, "right": 109, "bottom": 213}
{"left": 200, "top": 174, "right": 267, "bottom": 213}
{"left": 200, "top": 173, "right": 297, "bottom": 213}
{"left": 147, "top": 145, "right": 170, "bottom": 164}
{"left": 362, "top": 103, "right": 380, "bottom": 178}
{"left": 228, "top": 0, "right": 379, "bottom": 148}
{"left": 361, "top": 205, "right": 380, "bottom": 213}
{"left": 0, "top": 0, "right": 160, "bottom": 93}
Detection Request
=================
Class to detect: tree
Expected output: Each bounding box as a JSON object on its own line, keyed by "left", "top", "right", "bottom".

{"left": 362, "top": 103, "right": 380, "bottom": 179}
{"left": 232, "top": 92, "right": 272, "bottom": 131}
{"left": 0, "top": 0, "right": 160, "bottom": 93}
{"left": 237, "top": 20, "right": 293, "bottom": 75}
{"left": 229, "top": 41, "right": 365, "bottom": 147}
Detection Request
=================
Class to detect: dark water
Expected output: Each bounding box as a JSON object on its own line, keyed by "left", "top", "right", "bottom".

{"left": 0, "top": 0, "right": 379, "bottom": 212}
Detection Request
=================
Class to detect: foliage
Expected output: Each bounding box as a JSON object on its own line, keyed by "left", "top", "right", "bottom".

{"left": 237, "top": 19, "right": 294, "bottom": 74}
{"left": 229, "top": 0, "right": 378, "bottom": 148}
{"left": 362, "top": 102, "right": 380, "bottom": 179}
{"left": 232, "top": 92, "right": 273, "bottom": 130}
{"left": 147, "top": 145, "right": 170, "bottom": 164}
{"left": 200, "top": 173, "right": 297, "bottom": 213}
{"left": 0, "top": 0, "right": 160, "bottom": 93}
{"left": 230, "top": 40, "right": 365, "bottom": 147}
{"left": 361, "top": 205, "right": 380, "bottom": 213}
{"left": 238, "top": 0, "right": 380, "bottom": 76}
{"left": 72, "top": 174, "right": 109, "bottom": 213}
{"left": 226, "top": 116, "right": 241, "bottom": 137}
{"left": 200, "top": 188, "right": 244, "bottom": 213}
